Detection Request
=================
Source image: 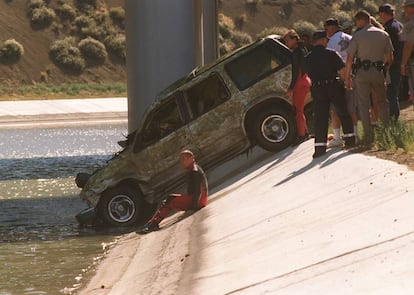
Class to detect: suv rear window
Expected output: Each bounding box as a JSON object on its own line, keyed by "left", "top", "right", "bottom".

{"left": 224, "top": 39, "right": 291, "bottom": 90}
{"left": 187, "top": 73, "right": 230, "bottom": 118}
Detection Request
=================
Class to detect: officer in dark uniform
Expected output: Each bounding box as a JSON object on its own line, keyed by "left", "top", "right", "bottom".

{"left": 304, "top": 31, "right": 356, "bottom": 158}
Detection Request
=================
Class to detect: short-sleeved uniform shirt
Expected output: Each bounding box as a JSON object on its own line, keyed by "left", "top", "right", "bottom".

{"left": 327, "top": 31, "right": 352, "bottom": 63}
{"left": 348, "top": 24, "right": 393, "bottom": 61}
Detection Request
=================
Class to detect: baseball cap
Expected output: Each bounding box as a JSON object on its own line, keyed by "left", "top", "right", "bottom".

{"left": 312, "top": 30, "right": 327, "bottom": 41}
{"left": 378, "top": 3, "right": 394, "bottom": 14}
{"left": 324, "top": 18, "right": 339, "bottom": 27}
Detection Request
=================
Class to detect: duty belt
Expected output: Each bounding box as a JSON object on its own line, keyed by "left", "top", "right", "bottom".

{"left": 312, "top": 77, "right": 341, "bottom": 87}
{"left": 354, "top": 58, "right": 385, "bottom": 71}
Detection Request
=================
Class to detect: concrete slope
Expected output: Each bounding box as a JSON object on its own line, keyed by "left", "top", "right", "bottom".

{"left": 0, "top": 98, "right": 127, "bottom": 128}
{"left": 80, "top": 141, "right": 414, "bottom": 295}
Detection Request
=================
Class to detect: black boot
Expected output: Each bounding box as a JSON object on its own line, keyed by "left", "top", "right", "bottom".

{"left": 344, "top": 136, "right": 356, "bottom": 148}
{"left": 312, "top": 146, "right": 326, "bottom": 159}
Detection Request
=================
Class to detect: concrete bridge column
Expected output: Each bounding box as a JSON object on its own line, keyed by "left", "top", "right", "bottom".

{"left": 125, "top": 0, "right": 218, "bottom": 132}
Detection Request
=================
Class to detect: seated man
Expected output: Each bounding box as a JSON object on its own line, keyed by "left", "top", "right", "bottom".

{"left": 137, "top": 149, "right": 208, "bottom": 234}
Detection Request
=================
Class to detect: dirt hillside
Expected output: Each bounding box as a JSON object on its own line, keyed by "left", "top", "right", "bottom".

{"left": 0, "top": 0, "right": 125, "bottom": 88}
{"left": 0, "top": 0, "right": 349, "bottom": 88}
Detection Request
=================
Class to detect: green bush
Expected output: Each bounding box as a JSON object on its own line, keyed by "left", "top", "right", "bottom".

{"left": 375, "top": 121, "right": 414, "bottom": 152}
{"left": 75, "top": 15, "right": 94, "bottom": 29}
{"left": 78, "top": 37, "right": 107, "bottom": 62}
{"left": 30, "top": 6, "right": 56, "bottom": 26}
{"left": 219, "top": 41, "right": 236, "bottom": 55}
{"left": 75, "top": 0, "right": 97, "bottom": 7}
{"left": 0, "top": 39, "right": 24, "bottom": 60}
{"left": 281, "top": 0, "right": 294, "bottom": 18}
{"left": 104, "top": 34, "right": 126, "bottom": 61}
{"left": 256, "top": 26, "right": 288, "bottom": 39}
{"left": 27, "top": 0, "right": 45, "bottom": 11}
{"left": 55, "top": 3, "right": 77, "bottom": 22}
{"left": 362, "top": 0, "right": 378, "bottom": 16}
{"left": 50, "top": 37, "right": 85, "bottom": 72}
{"left": 230, "top": 31, "right": 253, "bottom": 48}
{"left": 218, "top": 13, "right": 235, "bottom": 39}
{"left": 293, "top": 20, "right": 317, "bottom": 40}
{"left": 331, "top": 10, "right": 353, "bottom": 26}
{"left": 109, "top": 7, "right": 125, "bottom": 23}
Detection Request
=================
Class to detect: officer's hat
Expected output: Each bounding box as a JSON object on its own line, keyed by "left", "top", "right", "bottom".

{"left": 404, "top": 0, "right": 414, "bottom": 6}
{"left": 312, "top": 30, "right": 327, "bottom": 41}
{"left": 379, "top": 3, "right": 394, "bottom": 14}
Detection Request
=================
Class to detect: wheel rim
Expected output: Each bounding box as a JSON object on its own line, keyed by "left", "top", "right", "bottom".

{"left": 261, "top": 114, "right": 289, "bottom": 143}
{"left": 107, "top": 194, "right": 136, "bottom": 223}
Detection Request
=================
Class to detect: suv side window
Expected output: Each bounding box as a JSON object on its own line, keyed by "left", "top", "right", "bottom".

{"left": 224, "top": 39, "right": 291, "bottom": 90}
{"left": 186, "top": 73, "right": 230, "bottom": 118}
{"left": 141, "top": 98, "right": 184, "bottom": 147}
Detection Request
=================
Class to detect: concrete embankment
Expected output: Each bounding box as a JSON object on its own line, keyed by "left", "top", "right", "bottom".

{"left": 0, "top": 98, "right": 127, "bottom": 128}
{"left": 79, "top": 141, "right": 414, "bottom": 295}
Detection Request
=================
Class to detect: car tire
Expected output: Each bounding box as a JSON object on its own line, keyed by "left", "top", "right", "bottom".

{"left": 253, "top": 107, "right": 295, "bottom": 151}
{"left": 98, "top": 185, "right": 142, "bottom": 227}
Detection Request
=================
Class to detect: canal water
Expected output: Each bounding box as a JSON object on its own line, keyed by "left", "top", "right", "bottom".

{"left": 0, "top": 125, "right": 128, "bottom": 294}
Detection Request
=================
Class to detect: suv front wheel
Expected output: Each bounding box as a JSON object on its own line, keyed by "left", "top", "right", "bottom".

{"left": 253, "top": 107, "right": 295, "bottom": 151}
{"left": 98, "top": 186, "right": 142, "bottom": 227}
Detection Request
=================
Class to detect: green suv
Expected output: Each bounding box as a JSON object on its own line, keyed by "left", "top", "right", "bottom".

{"left": 76, "top": 35, "right": 307, "bottom": 226}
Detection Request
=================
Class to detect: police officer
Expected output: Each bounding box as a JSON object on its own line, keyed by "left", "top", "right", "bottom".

{"left": 378, "top": 3, "right": 404, "bottom": 120}
{"left": 345, "top": 10, "right": 393, "bottom": 145}
{"left": 304, "top": 30, "right": 356, "bottom": 159}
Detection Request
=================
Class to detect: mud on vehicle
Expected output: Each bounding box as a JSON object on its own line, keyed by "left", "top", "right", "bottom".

{"left": 75, "top": 35, "right": 312, "bottom": 227}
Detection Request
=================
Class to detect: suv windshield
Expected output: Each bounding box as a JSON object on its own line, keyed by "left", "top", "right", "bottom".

{"left": 225, "top": 39, "right": 291, "bottom": 90}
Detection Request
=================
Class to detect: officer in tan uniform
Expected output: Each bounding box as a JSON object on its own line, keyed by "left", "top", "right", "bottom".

{"left": 401, "top": 0, "right": 414, "bottom": 101}
{"left": 345, "top": 10, "right": 393, "bottom": 145}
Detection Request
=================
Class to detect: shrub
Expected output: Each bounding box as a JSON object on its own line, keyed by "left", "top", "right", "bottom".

{"left": 50, "top": 37, "right": 85, "bottom": 72}
{"left": 218, "top": 13, "right": 235, "bottom": 39}
{"left": 55, "top": 3, "right": 77, "bottom": 22}
{"left": 0, "top": 39, "right": 24, "bottom": 60}
{"left": 219, "top": 41, "right": 235, "bottom": 55}
{"left": 104, "top": 34, "right": 126, "bottom": 61}
{"left": 78, "top": 37, "right": 107, "bottom": 62}
{"left": 27, "top": 0, "right": 45, "bottom": 11}
{"left": 235, "top": 13, "right": 248, "bottom": 29}
{"left": 281, "top": 0, "right": 294, "bottom": 19}
{"left": 256, "top": 26, "right": 288, "bottom": 39}
{"left": 75, "top": 15, "right": 94, "bottom": 29}
{"left": 75, "top": 0, "right": 97, "bottom": 7}
{"left": 30, "top": 6, "right": 56, "bottom": 26}
{"left": 230, "top": 31, "right": 253, "bottom": 48}
{"left": 109, "top": 6, "right": 125, "bottom": 23}
{"left": 331, "top": 10, "right": 353, "bottom": 26}
{"left": 293, "top": 20, "right": 317, "bottom": 40}
{"left": 375, "top": 121, "right": 414, "bottom": 151}
{"left": 362, "top": 0, "right": 378, "bottom": 16}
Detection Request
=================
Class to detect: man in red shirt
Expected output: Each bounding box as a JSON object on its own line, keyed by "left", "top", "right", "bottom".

{"left": 137, "top": 150, "right": 208, "bottom": 234}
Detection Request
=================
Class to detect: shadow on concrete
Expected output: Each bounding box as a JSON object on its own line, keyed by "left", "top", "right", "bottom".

{"left": 273, "top": 148, "right": 350, "bottom": 187}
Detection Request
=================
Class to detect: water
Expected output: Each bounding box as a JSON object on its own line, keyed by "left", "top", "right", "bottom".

{"left": 0, "top": 124, "right": 128, "bottom": 294}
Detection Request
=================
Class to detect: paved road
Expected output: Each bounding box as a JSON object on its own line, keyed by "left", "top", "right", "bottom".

{"left": 0, "top": 98, "right": 127, "bottom": 128}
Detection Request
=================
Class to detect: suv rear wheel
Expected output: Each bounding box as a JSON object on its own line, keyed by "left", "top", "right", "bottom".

{"left": 98, "top": 185, "right": 142, "bottom": 227}
{"left": 253, "top": 107, "right": 295, "bottom": 151}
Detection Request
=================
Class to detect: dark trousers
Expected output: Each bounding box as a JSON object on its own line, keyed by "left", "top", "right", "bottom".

{"left": 387, "top": 63, "right": 401, "bottom": 120}
{"left": 311, "top": 82, "right": 354, "bottom": 151}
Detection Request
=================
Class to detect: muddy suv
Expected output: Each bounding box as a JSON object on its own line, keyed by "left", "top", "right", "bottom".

{"left": 76, "top": 35, "right": 306, "bottom": 226}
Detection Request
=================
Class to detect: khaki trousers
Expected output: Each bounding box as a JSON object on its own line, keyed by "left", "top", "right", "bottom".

{"left": 355, "top": 68, "right": 390, "bottom": 142}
